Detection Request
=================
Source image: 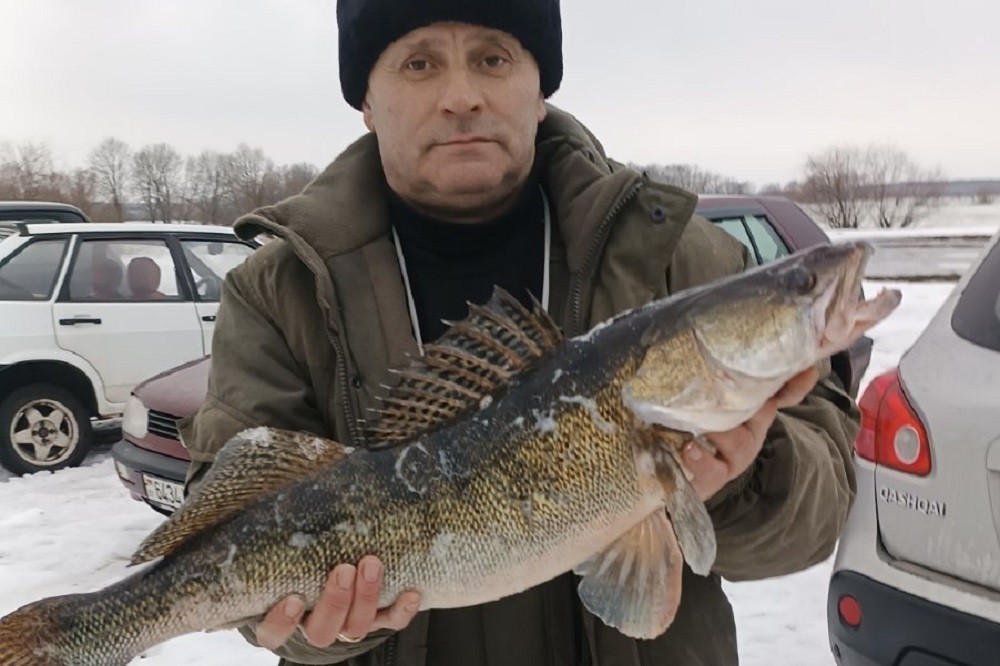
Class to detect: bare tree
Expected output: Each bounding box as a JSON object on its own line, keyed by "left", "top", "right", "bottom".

{"left": 184, "top": 151, "right": 229, "bottom": 225}
{"left": 281, "top": 162, "right": 320, "bottom": 199}
{"left": 224, "top": 144, "right": 280, "bottom": 213}
{"left": 132, "top": 143, "right": 182, "bottom": 222}
{"left": 801, "top": 147, "right": 869, "bottom": 229}
{"left": 0, "top": 142, "right": 64, "bottom": 200}
{"left": 65, "top": 168, "right": 97, "bottom": 218}
{"left": 802, "top": 144, "right": 943, "bottom": 229}
{"left": 88, "top": 138, "right": 131, "bottom": 223}
{"left": 865, "top": 145, "right": 942, "bottom": 228}
{"left": 634, "top": 163, "right": 753, "bottom": 195}
{"left": 0, "top": 142, "right": 17, "bottom": 199}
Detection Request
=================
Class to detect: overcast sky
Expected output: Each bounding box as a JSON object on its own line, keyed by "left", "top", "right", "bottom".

{"left": 1, "top": 0, "right": 997, "bottom": 186}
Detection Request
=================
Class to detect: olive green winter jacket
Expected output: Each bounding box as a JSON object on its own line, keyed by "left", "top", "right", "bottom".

{"left": 180, "top": 106, "right": 860, "bottom": 666}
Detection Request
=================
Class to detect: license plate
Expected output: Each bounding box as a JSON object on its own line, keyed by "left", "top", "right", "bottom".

{"left": 143, "top": 475, "right": 185, "bottom": 510}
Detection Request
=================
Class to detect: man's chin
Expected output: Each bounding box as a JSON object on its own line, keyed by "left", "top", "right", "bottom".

{"left": 427, "top": 174, "right": 514, "bottom": 200}
{"left": 408, "top": 173, "right": 526, "bottom": 222}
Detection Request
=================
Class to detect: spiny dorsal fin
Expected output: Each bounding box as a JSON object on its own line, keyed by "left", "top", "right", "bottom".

{"left": 130, "top": 427, "right": 350, "bottom": 565}
{"left": 367, "top": 288, "right": 563, "bottom": 446}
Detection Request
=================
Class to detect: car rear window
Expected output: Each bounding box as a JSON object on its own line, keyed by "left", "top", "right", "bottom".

{"left": 951, "top": 237, "right": 1000, "bottom": 352}
{"left": 0, "top": 211, "right": 87, "bottom": 224}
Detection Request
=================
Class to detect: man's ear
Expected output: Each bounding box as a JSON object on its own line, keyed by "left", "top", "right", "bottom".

{"left": 537, "top": 93, "right": 547, "bottom": 124}
{"left": 363, "top": 96, "right": 376, "bottom": 132}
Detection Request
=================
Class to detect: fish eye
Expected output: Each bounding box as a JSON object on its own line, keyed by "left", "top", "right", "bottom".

{"left": 781, "top": 267, "right": 817, "bottom": 294}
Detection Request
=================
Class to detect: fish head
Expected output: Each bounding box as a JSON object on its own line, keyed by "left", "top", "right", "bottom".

{"left": 689, "top": 241, "right": 900, "bottom": 378}
{"left": 622, "top": 241, "right": 901, "bottom": 434}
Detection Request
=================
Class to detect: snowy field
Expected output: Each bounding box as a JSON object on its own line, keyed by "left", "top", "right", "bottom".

{"left": 0, "top": 281, "right": 957, "bottom": 665}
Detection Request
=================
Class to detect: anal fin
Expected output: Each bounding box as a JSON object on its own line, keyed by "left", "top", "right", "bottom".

{"left": 572, "top": 510, "right": 683, "bottom": 640}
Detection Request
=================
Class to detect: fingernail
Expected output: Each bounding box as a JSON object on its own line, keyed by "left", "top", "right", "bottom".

{"left": 336, "top": 566, "right": 354, "bottom": 591}
{"left": 362, "top": 560, "right": 381, "bottom": 583}
{"left": 284, "top": 596, "right": 305, "bottom": 619}
{"left": 685, "top": 445, "right": 703, "bottom": 461}
{"left": 404, "top": 603, "right": 419, "bottom": 613}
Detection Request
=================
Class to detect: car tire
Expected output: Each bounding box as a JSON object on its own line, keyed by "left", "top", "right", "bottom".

{"left": 0, "top": 384, "right": 94, "bottom": 475}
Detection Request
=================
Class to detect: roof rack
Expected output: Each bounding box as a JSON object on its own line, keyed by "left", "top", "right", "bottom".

{"left": 0, "top": 221, "right": 30, "bottom": 235}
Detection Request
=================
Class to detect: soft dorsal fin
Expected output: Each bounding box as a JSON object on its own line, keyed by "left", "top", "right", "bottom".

{"left": 367, "top": 288, "right": 563, "bottom": 446}
{"left": 130, "top": 427, "right": 350, "bottom": 565}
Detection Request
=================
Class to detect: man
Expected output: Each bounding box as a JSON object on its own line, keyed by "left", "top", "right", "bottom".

{"left": 181, "top": 1, "right": 860, "bottom": 664}
{"left": 90, "top": 258, "right": 123, "bottom": 300}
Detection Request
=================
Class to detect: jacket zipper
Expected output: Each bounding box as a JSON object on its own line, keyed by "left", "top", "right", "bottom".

{"left": 326, "top": 328, "right": 364, "bottom": 448}
{"left": 568, "top": 180, "right": 644, "bottom": 335}
{"left": 382, "top": 634, "right": 398, "bottom": 666}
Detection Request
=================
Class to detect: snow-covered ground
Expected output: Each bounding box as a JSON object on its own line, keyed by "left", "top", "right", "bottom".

{"left": 0, "top": 281, "right": 957, "bottom": 665}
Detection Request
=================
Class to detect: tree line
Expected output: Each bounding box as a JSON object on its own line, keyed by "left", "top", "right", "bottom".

{"left": 2, "top": 137, "right": 988, "bottom": 229}
{"left": 0, "top": 138, "right": 320, "bottom": 225}
{"left": 636, "top": 144, "right": 963, "bottom": 229}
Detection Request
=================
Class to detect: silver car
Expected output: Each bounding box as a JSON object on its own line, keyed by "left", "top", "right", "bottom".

{"left": 828, "top": 229, "right": 1000, "bottom": 665}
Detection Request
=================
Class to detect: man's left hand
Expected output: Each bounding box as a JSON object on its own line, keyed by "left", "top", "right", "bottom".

{"left": 683, "top": 366, "right": 819, "bottom": 502}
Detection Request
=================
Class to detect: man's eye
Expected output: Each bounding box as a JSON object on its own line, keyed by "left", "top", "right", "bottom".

{"left": 482, "top": 55, "right": 509, "bottom": 68}
{"left": 405, "top": 59, "right": 431, "bottom": 72}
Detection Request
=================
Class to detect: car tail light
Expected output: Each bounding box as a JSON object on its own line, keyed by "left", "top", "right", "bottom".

{"left": 837, "top": 594, "right": 863, "bottom": 628}
{"left": 854, "top": 369, "right": 931, "bottom": 476}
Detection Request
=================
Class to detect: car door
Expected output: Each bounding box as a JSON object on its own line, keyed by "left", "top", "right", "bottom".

{"left": 51, "top": 235, "right": 203, "bottom": 405}
{"left": 174, "top": 237, "right": 256, "bottom": 353}
{"left": 0, "top": 235, "right": 71, "bottom": 361}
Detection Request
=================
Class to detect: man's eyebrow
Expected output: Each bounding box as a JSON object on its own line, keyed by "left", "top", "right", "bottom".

{"left": 466, "top": 30, "right": 519, "bottom": 50}
{"left": 395, "top": 30, "right": 519, "bottom": 53}
{"left": 398, "top": 37, "right": 445, "bottom": 52}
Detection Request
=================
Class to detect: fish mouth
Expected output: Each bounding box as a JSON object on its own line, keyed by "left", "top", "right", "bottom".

{"left": 814, "top": 242, "right": 901, "bottom": 355}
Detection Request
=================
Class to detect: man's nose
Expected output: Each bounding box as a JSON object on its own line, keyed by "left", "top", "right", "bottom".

{"left": 439, "top": 67, "right": 484, "bottom": 115}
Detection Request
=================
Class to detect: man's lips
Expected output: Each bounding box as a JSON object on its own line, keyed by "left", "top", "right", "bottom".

{"left": 434, "top": 137, "right": 497, "bottom": 147}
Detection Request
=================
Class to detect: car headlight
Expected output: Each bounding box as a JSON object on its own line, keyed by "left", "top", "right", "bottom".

{"left": 122, "top": 395, "right": 149, "bottom": 439}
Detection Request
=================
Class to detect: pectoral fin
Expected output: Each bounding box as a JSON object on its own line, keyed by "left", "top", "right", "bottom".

{"left": 572, "top": 510, "right": 683, "bottom": 640}
{"left": 663, "top": 450, "right": 717, "bottom": 576}
{"left": 634, "top": 423, "right": 717, "bottom": 576}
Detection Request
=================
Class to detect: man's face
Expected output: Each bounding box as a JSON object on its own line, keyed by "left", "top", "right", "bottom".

{"left": 363, "top": 22, "right": 547, "bottom": 221}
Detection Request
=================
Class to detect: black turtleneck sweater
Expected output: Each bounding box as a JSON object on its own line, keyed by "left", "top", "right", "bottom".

{"left": 389, "top": 175, "right": 585, "bottom": 665}
{"left": 389, "top": 173, "right": 546, "bottom": 344}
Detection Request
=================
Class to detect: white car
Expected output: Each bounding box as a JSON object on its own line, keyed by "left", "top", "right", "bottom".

{"left": 828, "top": 229, "right": 1000, "bottom": 665}
{"left": 0, "top": 221, "right": 257, "bottom": 474}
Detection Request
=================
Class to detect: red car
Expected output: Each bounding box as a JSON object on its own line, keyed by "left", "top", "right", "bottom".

{"left": 112, "top": 357, "right": 209, "bottom": 514}
{"left": 112, "top": 196, "right": 872, "bottom": 514}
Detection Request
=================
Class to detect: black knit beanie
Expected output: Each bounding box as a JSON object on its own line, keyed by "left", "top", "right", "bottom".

{"left": 337, "top": 0, "right": 562, "bottom": 110}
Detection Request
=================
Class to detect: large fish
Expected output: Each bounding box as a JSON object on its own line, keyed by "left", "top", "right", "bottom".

{"left": 0, "top": 241, "right": 899, "bottom": 666}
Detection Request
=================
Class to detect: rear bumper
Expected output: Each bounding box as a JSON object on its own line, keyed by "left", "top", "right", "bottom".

{"left": 111, "top": 439, "right": 188, "bottom": 512}
{"left": 829, "top": 570, "right": 1000, "bottom": 665}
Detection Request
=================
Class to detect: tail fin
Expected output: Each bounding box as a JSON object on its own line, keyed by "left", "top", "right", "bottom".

{"left": 0, "top": 594, "right": 128, "bottom": 666}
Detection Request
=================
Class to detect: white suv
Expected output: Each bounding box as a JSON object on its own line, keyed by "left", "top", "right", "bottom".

{"left": 0, "top": 222, "right": 257, "bottom": 474}
{"left": 828, "top": 229, "right": 1000, "bottom": 665}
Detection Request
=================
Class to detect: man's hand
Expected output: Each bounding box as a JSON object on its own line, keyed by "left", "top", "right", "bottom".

{"left": 255, "top": 555, "right": 421, "bottom": 651}
{"left": 683, "top": 366, "right": 819, "bottom": 502}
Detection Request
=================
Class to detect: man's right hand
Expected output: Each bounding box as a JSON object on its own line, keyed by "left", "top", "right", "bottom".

{"left": 255, "top": 555, "right": 422, "bottom": 651}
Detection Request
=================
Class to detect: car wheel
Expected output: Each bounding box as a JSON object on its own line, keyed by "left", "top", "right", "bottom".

{"left": 0, "top": 384, "right": 94, "bottom": 474}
